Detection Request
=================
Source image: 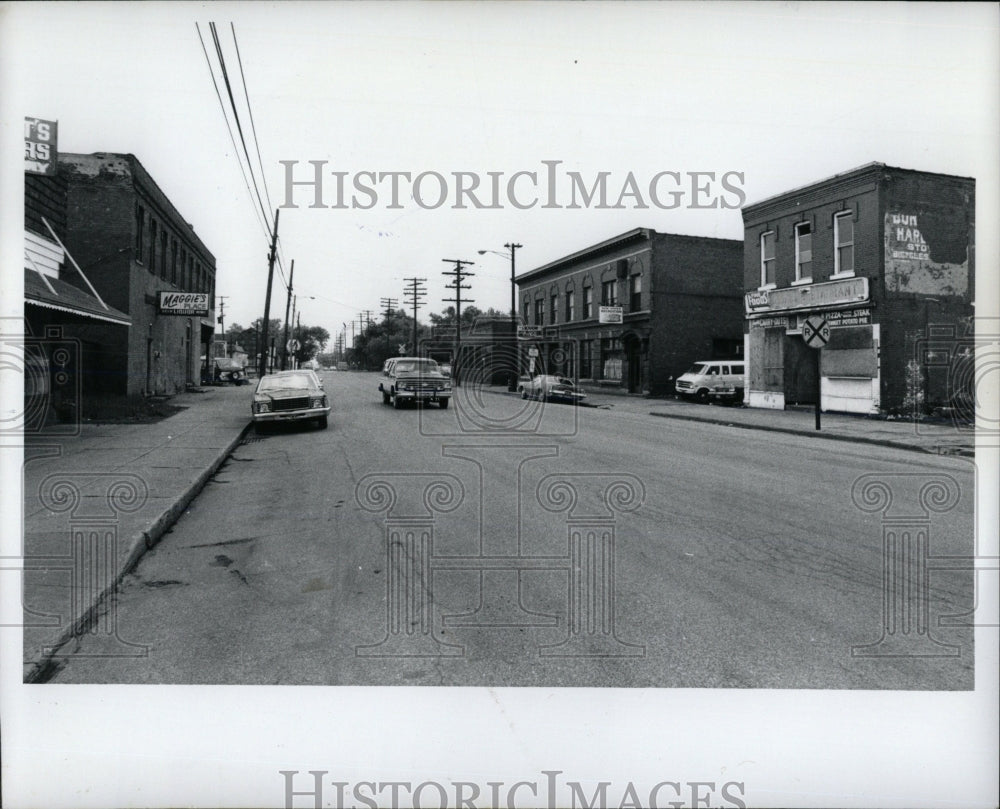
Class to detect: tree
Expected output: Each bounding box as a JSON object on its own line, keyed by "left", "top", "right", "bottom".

{"left": 291, "top": 324, "right": 330, "bottom": 364}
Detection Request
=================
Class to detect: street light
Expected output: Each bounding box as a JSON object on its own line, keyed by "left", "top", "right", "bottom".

{"left": 478, "top": 242, "right": 522, "bottom": 391}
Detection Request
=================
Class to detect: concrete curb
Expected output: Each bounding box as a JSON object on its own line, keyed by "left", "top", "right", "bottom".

{"left": 24, "top": 419, "right": 253, "bottom": 683}
{"left": 648, "top": 410, "right": 974, "bottom": 457}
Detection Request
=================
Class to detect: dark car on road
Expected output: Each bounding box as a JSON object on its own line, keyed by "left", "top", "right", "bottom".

{"left": 379, "top": 357, "right": 452, "bottom": 409}
{"left": 252, "top": 370, "right": 330, "bottom": 431}
{"left": 521, "top": 374, "right": 586, "bottom": 403}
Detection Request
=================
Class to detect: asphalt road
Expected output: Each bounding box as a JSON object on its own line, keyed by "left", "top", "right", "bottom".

{"left": 48, "top": 370, "right": 976, "bottom": 687}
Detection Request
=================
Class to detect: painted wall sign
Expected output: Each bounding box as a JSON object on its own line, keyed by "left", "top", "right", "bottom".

{"left": 158, "top": 291, "right": 209, "bottom": 316}
{"left": 25, "top": 117, "right": 58, "bottom": 175}
{"left": 823, "top": 307, "right": 871, "bottom": 327}
{"left": 884, "top": 211, "right": 969, "bottom": 297}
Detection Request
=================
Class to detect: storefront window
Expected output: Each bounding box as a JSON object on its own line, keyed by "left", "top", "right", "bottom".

{"left": 601, "top": 336, "right": 623, "bottom": 382}
{"left": 580, "top": 340, "right": 592, "bottom": 378}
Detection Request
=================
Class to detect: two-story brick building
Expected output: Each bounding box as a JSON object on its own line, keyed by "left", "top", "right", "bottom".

{"left": 59, "top": 153, "right": 217, "bottom": 399}
{"left": 742, "top": 163, "right": 974, "bottom": 414}
{"left": 516, "top": 228, "right": 743, "bottom": 395}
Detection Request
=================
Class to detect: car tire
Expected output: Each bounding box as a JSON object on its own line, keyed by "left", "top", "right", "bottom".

{"left": 439, "top": 398, "right": 449, "bottom": 409}
{"left": 382, "top": 391, "right": 390, "bottom": 404}
{"left": 318, "top": 415, "right": 328, "bottom": 429}
{"left": 521, "top": 389, "right": 528, "bottom": 399}
{"left": 393, "top": 393, "right": 403, "bottom": 409}
{"left": 695, "top": 389, "right": 709, "bottom": 403}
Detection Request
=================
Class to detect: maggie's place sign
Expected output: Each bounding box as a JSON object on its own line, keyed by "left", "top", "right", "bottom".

{"left": 159, "top": 292, "right": 209, "bottom": 316}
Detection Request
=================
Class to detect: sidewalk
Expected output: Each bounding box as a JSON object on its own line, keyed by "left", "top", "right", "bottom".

{"left": 19, "top": 385, "right": 251, "bottom": 681}
{"left": 483, "top": 385, "right": 975, "bottom": 457}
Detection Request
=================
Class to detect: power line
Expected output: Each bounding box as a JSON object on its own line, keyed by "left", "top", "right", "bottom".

{"left": 230, "top": 22, "right": 276, "bottom": 218}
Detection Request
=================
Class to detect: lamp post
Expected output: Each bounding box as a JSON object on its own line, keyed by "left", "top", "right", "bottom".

{"left": 478, "top": 243, "right": 522, "bottom": 390}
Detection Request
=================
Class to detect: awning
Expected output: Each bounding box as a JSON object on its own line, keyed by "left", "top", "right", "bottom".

{"left": 24, "top": 269, "right": 131, "bottom": 326}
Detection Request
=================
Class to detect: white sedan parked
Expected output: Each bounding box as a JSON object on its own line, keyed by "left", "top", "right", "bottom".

{"left": 520, "top": 374, "right": 586, "bottom": 403}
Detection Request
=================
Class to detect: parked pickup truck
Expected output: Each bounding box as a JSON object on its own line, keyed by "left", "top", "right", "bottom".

{"left": 379, "top": 357, "right": 452, "bottom": 409}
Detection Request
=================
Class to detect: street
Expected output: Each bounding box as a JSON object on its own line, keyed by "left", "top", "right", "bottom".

{"left": 47, "top": 370, "right": 975, "bottom": 688}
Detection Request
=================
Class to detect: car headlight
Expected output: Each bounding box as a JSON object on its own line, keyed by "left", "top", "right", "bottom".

{"left": 254, "top": 401, "right": 270, "bottom": 413}
{"left": 310, "top": 396, "right": 326, "bottom": 408}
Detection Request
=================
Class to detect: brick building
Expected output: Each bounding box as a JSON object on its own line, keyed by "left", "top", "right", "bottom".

{"left": 742, "top": 163, "right": 974, "bottom": 414}
{"left": 515, "top": 228, "right": 743, "bottom": 395}
{"left": 24, "top": 168, "right": 132, "bottom": 424}
{"left": 59, "top": 153, "right": 217, "bottom": 399}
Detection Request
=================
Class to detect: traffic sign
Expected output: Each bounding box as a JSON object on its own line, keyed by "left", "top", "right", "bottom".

{"left": 801, "top": 316, "right": 831, "bottom": 348}
{"left": 286, "top": 338, "right": 301, "bottom": 352}
{"left": 527, "top": 347, "right": 539, "bottom": 358}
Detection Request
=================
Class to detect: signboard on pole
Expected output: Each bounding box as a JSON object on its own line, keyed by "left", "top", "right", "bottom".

{"left": 158, "top": 292, "right": 209, "bottom": 316}
{"left": 518, "top": 325, "right": 542, "bottom": 340}
{"left": 801, "top": 315, "right": 831, "bottom": 348}
{"left": 25, "top": 117, "right": 58, "bottom": 175}
{"left": 599, "top": 305, "right": 624, "bottom": 324}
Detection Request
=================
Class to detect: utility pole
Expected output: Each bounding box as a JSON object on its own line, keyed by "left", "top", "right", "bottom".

{"left": 258, "top": 208, "right": 280, "bottom": 377}
{"left": 442, "top": 259, "right": 475, "bottom": 386}
{"left": 403, "top": 277, "right": 427, "bottom": 356}
{"left": 216, "top": 296, "right": 229, "bottom": 357}
{"left": 380, "top": 297, "right": 398, "bottom": 322}
{"left": 280, "top": 259, "right": 295, "bottom": 370}
{"left": 506, "top": 243, "right": 522, "bottom": 390}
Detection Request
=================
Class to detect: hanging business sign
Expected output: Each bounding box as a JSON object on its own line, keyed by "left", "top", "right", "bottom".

{"left": 25, "top": 117, "right": 58, "bottom": 175}
{"left": 159, "top": 291, "right": 209, "bottom": 316}
{"left": 517, "top": 325, "right": 542, "bottom": 340}
{"left": 599, "top": 305, "right": 624, "bottom": 324}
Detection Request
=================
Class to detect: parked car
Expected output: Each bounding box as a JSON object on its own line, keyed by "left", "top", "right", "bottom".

{"left": 439, "top": 363, "right": 452, "bottom": 378}
{"left": 521, "top": 374, "right": 586, "bottom": 403}
{"left": 379, "top": 356, "right": 452, "bottom": 409}
{"left": 251, "top": 370, "right": 329, "bottom": 431}
{"left": 213, "top": 357, "right": 249, "bottom": 385}
{"left": 675, "top": 360, "right": 745, "bottom": 403}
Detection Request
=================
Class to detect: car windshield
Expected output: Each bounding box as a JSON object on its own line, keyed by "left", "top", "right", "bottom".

{"left": 258, "top": 374, "right": 311, "bottom": 391}
{"left": 554, "top": 378, "right": 574, "bottom": 387}
{"left": 395, "top": 360, "right": 438, "bottom": 373}
{"left": 686, "top": 364, "right": 710, "bottom": 376}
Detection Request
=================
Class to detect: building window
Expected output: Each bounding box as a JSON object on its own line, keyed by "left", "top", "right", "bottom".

{"left": 760, "top": 231, "right": 776, "bottom": 287}
{"left": 629, "top": 274, "right": 642, "bottom": 311}
{"left": 601, "top": 336, "right": 623, "bottom": 382}
{"left": 159, "top": 230, "right": 168, "bottom": 280}
{"left": 794, "top": 222, "right": 812, "bottom": 282}
{"left": 580, "top": 340, "right": 592, "bottom": 378}
{"left": 135, "top": 205, "right": 145, "bottom": 262}
{"left": 148, "top": 220, "right": 157, "bottom": 272}
{"left": 565, "top": 290, "right": 575, "bottom": 322}
{"left": 601, "top": 279, "right": 618, "bottom": 306}
{"left": 534, "top": 298, "right": 544, "bottom": 326}
{"left": 583, "top": 286, "right": 593, "bottom": 319}
{"left": 523, "top": 298, "right": 530, "bottom": 321}
{"left": 834, "top": 212, "right": 854, "bottom": 276}
{"left": 550, "top": 293, "right": 558, "bottom": 324}
{"left": 171, "top": 240, "right": 179, "bottom": 285}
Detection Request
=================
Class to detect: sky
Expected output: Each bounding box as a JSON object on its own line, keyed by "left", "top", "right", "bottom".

{"left": 3, "top": 2, "right": 997, "bottom": 349}
{"left": 1, "top": 3, "right": 998, "bottom": 807}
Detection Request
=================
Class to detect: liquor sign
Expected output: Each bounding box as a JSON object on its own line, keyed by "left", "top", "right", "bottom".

{"left": 599, "top": 305, "right": 624, "bottom": 324}
{"left": 158, "top": 291, "right": 209, "bottom": 316}
{"left": 25, "top": 117, "right": 58, "bottom": 176}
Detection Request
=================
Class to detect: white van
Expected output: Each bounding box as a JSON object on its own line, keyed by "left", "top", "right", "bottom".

{"left": 675, "top": 360, "right": 745, "bottom": 403}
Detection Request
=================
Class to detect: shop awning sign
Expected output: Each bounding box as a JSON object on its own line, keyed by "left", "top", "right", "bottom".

{"left": 802, "top": 316, "right": 831, "bottom": 348}
{"left": 158, "top": 291, "right": 209, "bottom": 316}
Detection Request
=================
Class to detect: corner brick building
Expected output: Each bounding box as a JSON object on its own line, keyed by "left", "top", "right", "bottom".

{"left": 59, "top": 153, "right": 217, "bottom": 399}
{"left": 742, "top": 162, "right": 974, "bottom": 414}
{"left": 516, "top": 228, "right": 743, "bottom": 395}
